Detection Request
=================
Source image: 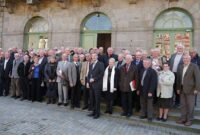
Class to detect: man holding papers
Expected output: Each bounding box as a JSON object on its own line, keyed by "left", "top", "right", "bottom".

{"left": 119, "top": 54, "right": 138, "bottom": 117}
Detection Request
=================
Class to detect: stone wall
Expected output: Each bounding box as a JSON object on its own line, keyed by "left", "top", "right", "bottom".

{"left": 1, "top": 0, "right": 200, "bottom": 53}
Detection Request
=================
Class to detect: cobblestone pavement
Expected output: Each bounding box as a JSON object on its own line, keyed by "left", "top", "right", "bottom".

{"left": 0, "top": 97, "right": 197, "bottom": 135}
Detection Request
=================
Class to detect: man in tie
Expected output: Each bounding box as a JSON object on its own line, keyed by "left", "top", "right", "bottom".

{"left": 176, "top": 53, "right": 200, "bottom": 126}
{"left": 119, "top": 54, "right": 138, "bottom": 117}
{"left": 132, "top": 50, "right": 144, "bottom": 112}
{"left": 138, "top": 58, "right": 158, "bottom": 122}
{"left": 87, "top": 53, "right": 104, "bottom": 119}
{"left": 71, "top": 54, "right": 81, "bottom": 108}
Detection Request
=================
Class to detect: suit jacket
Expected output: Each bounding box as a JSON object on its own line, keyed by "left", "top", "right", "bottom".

{"left": 1, "top": 59, "right": 13, "bottom": 79}
{"left": 169, "top": 53, "right": 183, "bottom": 72}
{"left": 115, "top": 60, "right": 125, "bottom": 69}
{"left": 132, "top": 59, "right": 144, "bottom": 75}
{"left": 88, "top": 61, "right": 104, "bottom": 90}
{"left": 176, "top": 63, "right": 200, "bottom": 94}
{"left": 56, "top": 61, "right": 77, "bottom": 86}
{"left": 80, "top": 61, "right": 90, "bottom": 86}
{"left": 103, "top": 54, "right": 118, "bottom": 68}
{"left": 17, "top": 61, "right": 31, "bottom": 78}
{"left": 119, "top": 64, "right": 139, "bottom": 92}
{"left": 139, "top": 67, "right": 158, "bottom": 97}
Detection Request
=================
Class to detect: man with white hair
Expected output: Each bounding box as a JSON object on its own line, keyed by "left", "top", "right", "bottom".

{"left": 176, "top": 53, "right": 200, "bottom": 126}
{"left": 10, "top": 53, "right": 22, "bottom": 99}
{"left": 119, "top": 54, "right": 138, "bottom": 117}
{"left": 138, "top": 58, "right": 158, "bottom": 122}
{"left": 132, "top": 50, "right": 144, "bottom": 112}
{"left": 169, "top": 44, "right": 184, "bottom": 107}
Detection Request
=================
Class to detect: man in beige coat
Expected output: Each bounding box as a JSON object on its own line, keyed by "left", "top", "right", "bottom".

{"left": 176, "top": 53, "right": 200, "bottom": 126}
{"left": 80, "top": 53, "right": 91, "bottom": 110}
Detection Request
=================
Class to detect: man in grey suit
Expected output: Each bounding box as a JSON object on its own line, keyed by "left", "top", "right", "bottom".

{"left": 176, "top": 53, "right": 200, "bottom": 126}
{"left": 11, "top": 53, "right": 22, "bottom": 99}
{"left": 56, "top": 54, "right": 77, "bottom": 106}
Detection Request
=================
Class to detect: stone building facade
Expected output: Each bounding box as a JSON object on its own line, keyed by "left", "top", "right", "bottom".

{"left": 0, "top": 0, "right": 200, "bottom": 54}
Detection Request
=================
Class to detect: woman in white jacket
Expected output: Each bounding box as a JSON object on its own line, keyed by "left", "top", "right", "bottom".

{"left": 157, "top": 62, "right": 175, "bottom": 122}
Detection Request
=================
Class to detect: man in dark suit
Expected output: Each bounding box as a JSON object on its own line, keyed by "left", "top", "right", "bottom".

{"left": 132, "top": 50, "right": 144, "bottom": 112}
{"left": 0, "top": 51, "right": 4, "bottom": 96}
{"left": 39, "top": 50, "right": 48, "bottom": 97}
{"left": 138, "top": 58, "right": 158, "bottom": 122}
{"left": 87, "top": 53, "right": 104, "bottom": 119}
{"left": 1, "top": 52, "right": 13, "bottom": 96}
{"left": 119, "top": 54, "right": 139, "bottom": 117}
{"left": 176, "top": 53, "right": 200, "bottom": 126}
{"left": 102, "top": 47, "right": 118, "bottom": 69}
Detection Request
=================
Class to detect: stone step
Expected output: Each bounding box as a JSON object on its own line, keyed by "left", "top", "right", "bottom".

{"left": 99, "top": 104, "right": 200, "bottom": 124}
{"left": 77, "top": 108, "right": 200, "bottom": 134}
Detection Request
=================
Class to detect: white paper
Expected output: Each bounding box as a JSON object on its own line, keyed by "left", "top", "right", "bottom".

{"left": 129, "top": 81, "right": 136, "bottom": 91}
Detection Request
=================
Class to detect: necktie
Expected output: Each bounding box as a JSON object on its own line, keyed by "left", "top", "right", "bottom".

{"left": 126, "top": 64, "right": 129, "bottom": 72}
{"left": 141, "top": 70, "right": 147, "bottom": 86}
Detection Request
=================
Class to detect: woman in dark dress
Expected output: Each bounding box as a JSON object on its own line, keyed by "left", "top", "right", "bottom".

{"left": 44, "top": 56, "right": 57, "bottom": 104}
{"left": 29, "top": 55, "right": 43, "bottom": 102}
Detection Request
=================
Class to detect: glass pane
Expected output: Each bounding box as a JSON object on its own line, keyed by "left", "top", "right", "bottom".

{"left": 83, "top": 13, "right": 112, "bottom": 31}
{"left": 155, "top": 10, "right": 193, "bottom": 29}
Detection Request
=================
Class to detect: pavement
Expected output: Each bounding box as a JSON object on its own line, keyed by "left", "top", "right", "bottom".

{"left": 0, "top": 97, "right": 198, "bottom": 135}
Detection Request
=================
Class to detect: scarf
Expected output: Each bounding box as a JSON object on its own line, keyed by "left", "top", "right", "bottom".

{"left": 103, "top": 66, "right": 116, "bottom": 93}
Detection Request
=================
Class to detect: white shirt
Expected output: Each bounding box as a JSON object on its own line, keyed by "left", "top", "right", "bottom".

{"left": 39, "top": 57, "right": 44, "bottom": 64}
{"left": 182, "top": 64, "right": 189, "bottom": 84}
{"left": 92, "top": 60, "right": 98, "bottom": 69}
{"left": 172, "top": 54, "right": 182, "bottom": 72}
{"left": 4, "top": 59, "right": 8, "bottom": 70}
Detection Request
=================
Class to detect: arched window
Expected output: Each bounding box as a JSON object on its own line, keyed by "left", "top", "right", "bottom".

{"left": 80, "top": 13, "right": 112, "bottom": 51}
{"left": 82, "top": 13, "right": 112, "bottom": 31}
{"left": 24, "top": 17, "right": 49, "bottom": 50}
{"left": 154, "top": 9, "right": 193, "bottom": 57}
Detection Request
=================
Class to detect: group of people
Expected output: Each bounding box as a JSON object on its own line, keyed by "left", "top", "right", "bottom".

{"left": 0, "top": 44, "right": 199, "bottom": 126}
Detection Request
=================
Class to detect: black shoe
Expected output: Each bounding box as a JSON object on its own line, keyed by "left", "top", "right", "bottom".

{"left": 156, "top": 117, "right": 163, "bottom": 121}
{"left": 93, "top": 115, "right": 100, "bottom": 119}
{"left": 162, "top": 118, "right": 167, "bottom": 122}
{"left": 126, "top": 113, "right": 132, "bottom": 118}
{"left": 15, "top": 96, "right": 20, "bottom": 99}
{"left": 140, "top": 116, "right": 147, "bottom": 119}
{"left": 64, "top": 103, "right": 68, "bottom": 106}
{"left": 11, "top": 96, "right": 16, "bottom": 98}
{"left": 87, "top": 113, "right": 95, "bottom": 117}
{"left": 108, "top": 111, "right": 112, "bottom": 115}
{"left": 82, "top": 106, "right": 88, "bottom": 110}
{"left": 57, "top": 102, "right": 62, "bottom": 106}
{"left": 148, "top": 118, "right": 153, "bottom": 122}
{"left": 104, "top": 110, "right": 109, "bottom": 114}
{"left": 121, "top": 112, "right": 127, "bottom": 117}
